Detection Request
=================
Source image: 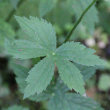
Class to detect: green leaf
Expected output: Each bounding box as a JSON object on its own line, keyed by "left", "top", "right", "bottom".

{"left": 48, "top": 94, "right": 104, "bottom": 110}
{"left": 10, "top": 62, "right": 51, "bottom": 101}
{"left": 5, "top": 39, "right": 50, "bottom": 59}
{"left": 98, "top": 74, "right": 110, "bottom": 91}
{"left": 68, "top": 0, "right": 98, "bottom": 34}
{"left": 56, "top": 59, "right": 85, "bottom": 95}
{"left": 30, "top": 79, "right": 68, "bottom": 102}
{"left": 43, "top": 0, "right": 73, "bottom": 30}
{"left": 47, "top": 0, "right": 72, "bottom": 28}
{"left": 10, "top": 62, "right": 29, "bottom": 93}
{"left": 10, "top": 62, "right": 29, "bottom": 78}
{"left": 15, "top": 16, "right": 56, "bottom": 52}
{"left": 29, "top": 92, "right": 52, "bottom": 102}
{"left": 56, "top": 42, "right": 105, "bottom": 66}
{"left": 29, "top": 79, "right": 69, "bottom": 102}
{"left": 5, "top": 16, "right": 106, "bottom": 98}
{"left": 10, "top": 61, "right": 104, "bottom": 110}
{"left": 0, "top": 18, "right": 15, "bottom": 52}
{"left": 14, "top": 0, "right": 39, "bottom": 18}
{"left": 4, "top": 105, "right": 29, "bottom": 110}
{"left": 48, "top": 85, "right": 104, "bottom": 110}
{"left": 39, "top": 0, "right": 57, "bottom": 17}
{"left": 75, "top": 64, "right": 97, "bottom": 81}
{"left": 24, "top": 57, "right": 55, "bottom": 98}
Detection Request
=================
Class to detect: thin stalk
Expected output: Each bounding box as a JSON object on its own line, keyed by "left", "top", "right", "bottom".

{"left": 64, "top": 0, "right": 97, "bottom": 43}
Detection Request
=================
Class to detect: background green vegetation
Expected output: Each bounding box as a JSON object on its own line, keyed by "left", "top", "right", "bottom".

{"left": 0, "top": 0, "right": 110, "bottom": 110}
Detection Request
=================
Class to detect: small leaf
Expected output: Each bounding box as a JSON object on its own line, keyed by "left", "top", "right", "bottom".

{"left": 24, "top": 57, "right": 55, "bottom": 98}
{"left": 15, "top": 16, "right": 56, "bottom": 52}
{"left": 56, "top": 42, "right": 106, "bottom": 66}
{"left": 56, "top": 59, "right": 85, "bottom": 95}
{"left": 5, "top": 39, "right": 50, "bottom": 59}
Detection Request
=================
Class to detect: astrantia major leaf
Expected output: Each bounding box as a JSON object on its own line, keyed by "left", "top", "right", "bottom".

{"left": 5, "top": 16, "right": 105, "bottom": 98}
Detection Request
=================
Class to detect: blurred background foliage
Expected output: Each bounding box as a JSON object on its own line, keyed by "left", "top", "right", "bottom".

{"left": 0, "top": 0, "right": 110, "bottom": 110}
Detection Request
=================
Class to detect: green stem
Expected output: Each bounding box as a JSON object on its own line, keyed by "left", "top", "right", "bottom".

{"left": 64, "top": 0, "right": 97, "bottom": 43}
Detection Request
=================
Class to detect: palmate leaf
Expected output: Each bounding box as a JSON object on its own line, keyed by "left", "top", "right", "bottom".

{"left": 5, "top": 16, "right": 105, "bottom": 98}
{"left": 47, "top": 81, "right": 104, "bottom": 110}
{"left": 11, "top": 62, "right": 104, "bottom": 110}
{"left": 48, "top": 93, "right": 104, "bottom": 110}
{"left": 56, "top": 42, "right": 106, "bottom": 66}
